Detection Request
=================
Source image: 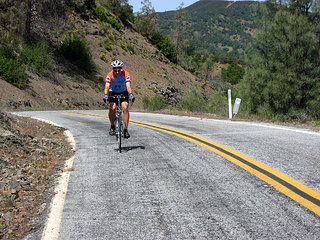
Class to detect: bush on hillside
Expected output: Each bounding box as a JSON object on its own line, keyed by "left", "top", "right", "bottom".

{"left": 94, "top": 6, "right": 121, "bottom": 30}
{"left": 151, "top": 32, "right": 177, "bottom": 63}
{"left": 107, "top": 16, "right": 121, "bottom": 30}
{"left": 221, "top": 64, "right": 245, "bottom": 85}
{"left": 0, "top": 56, "right": 28, "bottom": 88}
{"left": 178, "top": 88, "right": 207, "bottom": 112}
{"left": 96, "top": 0, "right": 134, "bottom": 25}
{"left": 207, "top": 90, "right": 228, "bottom": 117}
{"left": 176, "top": 88, "right": 229, "bottom": 116}
{"left": 95, "top": 6, "right": 107, "bottom": 20}
{"left": 143, "top": 95, "right": 167, "bottom": 111}
{"left": 20, "top": 43, "right": 52, "bottom": 74}
{"left": 118, "top": 4, "right": 134, "bottom": 25}
{"left": 66, "top": 0, "right": 96, "bottom": 15}
{"left": 0, "top": 32, "right": 52, "bottom": 88}
{"left": 58, "top": 33, "right": 95, "bottom": 73}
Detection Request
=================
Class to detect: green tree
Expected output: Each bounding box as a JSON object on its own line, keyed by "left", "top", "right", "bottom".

{"left": 171, "top": 3, "right": 194, "bottom": 68}
{"left": 101, "top": 0, "right": 134, "bottom": 24}
{"left": 150, "top": 32, "right": 176, "bottom": 62}
{"left": 135, "top": 0, "right": 158, "bottom": 38}
{"left": 107, "top": 0, "right": 128, "bottom": 8}
{"left": 221, "top": 64, "right": 245, "bottom": 85}
{"left": 239, "top": 3, "right": 320, "bottom": 120}
{"left": 118, "top": 3, "right": 134, "bottom": 25}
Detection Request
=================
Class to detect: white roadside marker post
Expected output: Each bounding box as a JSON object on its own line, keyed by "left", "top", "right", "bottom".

{"left": 228, "top": 89, "right": 232, "bottom": 119}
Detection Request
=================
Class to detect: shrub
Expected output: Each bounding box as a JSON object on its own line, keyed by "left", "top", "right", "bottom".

{"left": 102, "top": 37, "right": 112, "bottom": 51}
{"left": 0, "top": 56, "right": 28, "bottom": 88}
{"left": 94, "top": 6, "right": 122, "bottom": 30}
{"left": 20, "top": 43, "right": 51, "bottom": 74}
{"left": 221, "top": 64, "right": 245, "bottom": 85}
{"left": 106, "top": 16, "right": 121, "bottom": 30}
{"left": 108, "top": 32, "right": 115, "bottom": 41}
{"left": 59, "top": 34, "right": 95, "bottom": 73}
{"left": 120, "top": 40, "right": 127, "bottom": 50}
{"left": 118, "top": 3, "right": 134, "bottom": 25}
{"left": 151, "top": 32, "right": 176, "bottom": 63}
{"left": 0, "top": 32, "right": 51, "bottom": 88}
{"left": 142, "top": 95, "right": 167, "bottom": 111}
{"left": 178, "top": 88, "right": 206, "bottom": 112}
{"left": 99, "top": 52, "right": 107, "bottom": 61}
{"left": 67, "top": 0, "right": 95, "bottom": 15}
{"left": 207, "top": 90, "right": 228, "bottom": 117}
{"left": 99, "top": 22, "right": 110, "bottom": 35}
{"left": 127, "top": 43, "right": 135, "bottom": 53}
{"left": 95, "top": 6, "right": 108, "bottom": 21}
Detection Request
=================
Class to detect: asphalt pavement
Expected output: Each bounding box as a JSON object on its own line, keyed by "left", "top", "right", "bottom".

{"left": 17, "top": 110, "right": 320, "bottom": 239}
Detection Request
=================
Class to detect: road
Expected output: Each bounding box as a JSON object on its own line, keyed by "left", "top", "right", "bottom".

{"left": 17, "top": 110, "right": 320, "bottom": 239}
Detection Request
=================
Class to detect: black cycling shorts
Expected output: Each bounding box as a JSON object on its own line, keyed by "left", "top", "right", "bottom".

{"left": 108, "top": 91, "right": 129, "bottom": 104}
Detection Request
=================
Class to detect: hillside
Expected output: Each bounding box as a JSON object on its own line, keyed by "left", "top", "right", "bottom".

{"left": 157, "top": 0, "right": 258, "bottom": 60}
{"left": 0, "top": 1, "right": 210, "bottom": 112}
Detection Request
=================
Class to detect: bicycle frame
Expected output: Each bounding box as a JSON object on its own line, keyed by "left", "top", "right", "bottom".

{"left": 114, "top": 95, "right": 125, "bottom": 153}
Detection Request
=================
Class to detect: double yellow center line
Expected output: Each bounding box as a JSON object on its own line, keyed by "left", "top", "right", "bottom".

{"left": 67, "top": 111, "right": 320, "bottom": 216}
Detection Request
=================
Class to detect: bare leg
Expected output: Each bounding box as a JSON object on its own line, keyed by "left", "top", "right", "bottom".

{"left": 122, "top": 101, "right": 129, "bottom": 130}
{"left": 108, "top": 102, "right": 116, "bottom": 126}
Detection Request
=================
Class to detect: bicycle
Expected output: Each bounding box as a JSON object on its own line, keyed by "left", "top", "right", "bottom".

{"left": 107, "top": 93, "right": 131, "bottom": 153}
{"left": 112, "top": 94, "right": 126, "bottom": 153}
{"left": 107, "top": 94, "right": 133, "bottom": 152}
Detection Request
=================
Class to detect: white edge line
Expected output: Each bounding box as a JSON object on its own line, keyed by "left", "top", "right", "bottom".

{"left": 12, "top": 115, "right": 75, "bottom": 240}
{"left": 230, "top": 121, "right": 320, "bottom": 136}
{"left": 41, "top": 129, "right": 75, "bottom": 240}
{"left": 178, "top": 115, "right": 320, "bottom": 136}
{"left": 131, "top": 112, "right": 320, "bottom": 136}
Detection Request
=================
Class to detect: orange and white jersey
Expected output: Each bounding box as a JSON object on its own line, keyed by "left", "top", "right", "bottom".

{"left": 105, "top": 70, "right": 131, "bottom": 93}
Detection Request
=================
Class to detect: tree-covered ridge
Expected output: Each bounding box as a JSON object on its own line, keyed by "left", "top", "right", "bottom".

{"left": 157, "top": 0, "right": 258, "bottom": 61}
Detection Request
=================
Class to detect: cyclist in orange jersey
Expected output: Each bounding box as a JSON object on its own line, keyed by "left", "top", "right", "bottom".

{"left": 103, "top": 60, "right": 135, "bottom": 138}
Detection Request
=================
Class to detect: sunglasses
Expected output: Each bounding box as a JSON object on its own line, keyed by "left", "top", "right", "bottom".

{"left": 113, "top": 68, "right": 122, "bottom": 72}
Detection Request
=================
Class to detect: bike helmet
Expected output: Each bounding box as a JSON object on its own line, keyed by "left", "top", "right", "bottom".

{"left": 111, "top": 60, "right": 124, "bottom": 68}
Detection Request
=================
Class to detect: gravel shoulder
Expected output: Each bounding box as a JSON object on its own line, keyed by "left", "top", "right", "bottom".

{"left": 0, "top": 111, "right": 74, "bottom": 239}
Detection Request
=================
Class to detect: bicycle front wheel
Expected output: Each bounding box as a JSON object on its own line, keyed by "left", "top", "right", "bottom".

{"left": 117, "top": 119, "right": 122, "bottom": 153}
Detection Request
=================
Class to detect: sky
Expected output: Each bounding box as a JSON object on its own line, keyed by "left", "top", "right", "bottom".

{"left": 128, "top": 0, "right": 199, "bottom": 13}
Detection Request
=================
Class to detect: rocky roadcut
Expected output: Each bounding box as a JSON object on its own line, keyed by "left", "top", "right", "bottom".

{"left": 0, "top": 111, "right": 74, "bottom": 239}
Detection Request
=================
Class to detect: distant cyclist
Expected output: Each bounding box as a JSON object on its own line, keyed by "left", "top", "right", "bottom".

{"left": 103, "top": 60, "right": 135, "bottom": 138}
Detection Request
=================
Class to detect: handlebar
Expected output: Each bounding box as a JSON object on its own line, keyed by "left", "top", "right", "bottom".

{"left": 113, "top": 94, "right": 127, "bottom": 99}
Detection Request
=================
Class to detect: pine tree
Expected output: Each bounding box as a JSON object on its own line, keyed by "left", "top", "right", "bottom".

{"left": 239, "top": 2, "right": 320, "bottom": 120}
